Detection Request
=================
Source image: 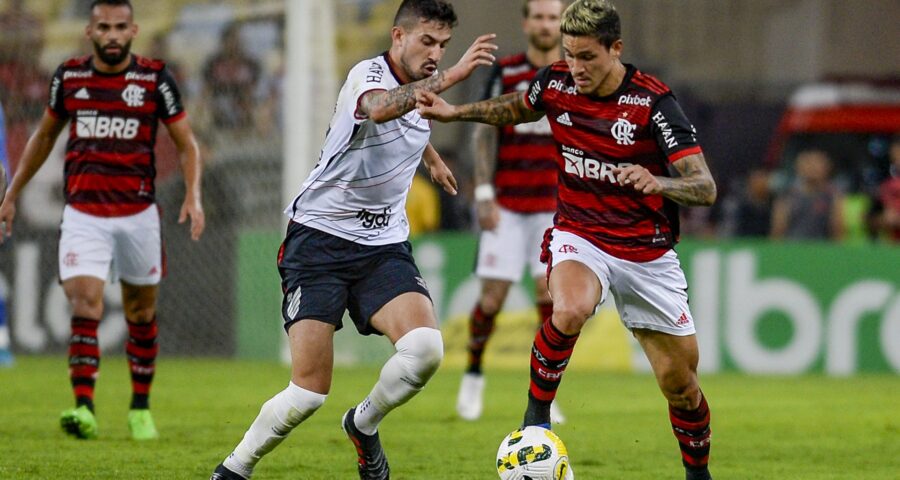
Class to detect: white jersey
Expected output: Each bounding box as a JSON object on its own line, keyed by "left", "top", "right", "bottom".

{"left": 285, "top": 53, "right": 432, "bottom": 245}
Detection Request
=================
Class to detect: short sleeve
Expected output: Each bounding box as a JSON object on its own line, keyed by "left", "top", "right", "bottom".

{"left": 47, "top": 66, "right": 68, "bottom": 120}
{"left": 524, "top": 66, "right": 552, "bottom": 112}
{"left": 349, "top": 57, "right": 393, "bottom": 122}
{"left": 156, "top": 66, "right": 186, "bottom": 123}
{"left": 650, "top": 94, "right": 703, "bottom": 163}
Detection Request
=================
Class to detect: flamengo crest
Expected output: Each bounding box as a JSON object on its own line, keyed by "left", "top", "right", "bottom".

{"left": 611, "top": 117, "right": 636, "bottom": 145}
{"left": 122, "top": 84, "right": 146, "bottom": 107}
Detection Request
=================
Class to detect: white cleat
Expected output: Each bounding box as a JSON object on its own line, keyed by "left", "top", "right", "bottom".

{"left": 550, "top": 399, "right": 566, "bottom": 425}
{"left": 456, "top": 372, "right": 485, "bottom": 421}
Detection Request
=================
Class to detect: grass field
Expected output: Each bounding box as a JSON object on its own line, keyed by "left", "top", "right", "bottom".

{"left": 1, "top": 356, "right": 899, "bottom": 479}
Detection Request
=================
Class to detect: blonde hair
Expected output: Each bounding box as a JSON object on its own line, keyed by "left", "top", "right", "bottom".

{"left": 560, "top": 0, "right": 620, "bottom": 47}
{"left": 522, "top": 0, "right": 565, "bottom": 18}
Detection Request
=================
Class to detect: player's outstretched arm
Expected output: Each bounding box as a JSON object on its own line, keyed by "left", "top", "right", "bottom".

{"left": 361, "top": 34, "right": 498, "bottom": 123}
{"left": 416, "top": 91, "right": 544, "bottom": 127}
{"left": 423, "top": 143, "right": 458, "bottom": 195}
{"left": 472, "top": 123, "right": 500, "bottom": 230}
{"left": 0, "top": 111, "right": 66, "bottom": 240}
{"left": 165, "top": 117, "right": 205, "bottom": 241}
{"left": 613, "top": 153, "right": 717, "bottom": 207}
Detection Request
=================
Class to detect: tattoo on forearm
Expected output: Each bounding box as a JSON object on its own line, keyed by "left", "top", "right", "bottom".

{"left": 473, "top": 124, "right": 497, "bottom": 186}
{"left": 658, "top": 155, "right": 717, "bottom": 206}
{"left": 457, "top": 92, "right": 542, "bottom": 126}
{"left": 366, "top": 72, "right": 447, "bottom": 121}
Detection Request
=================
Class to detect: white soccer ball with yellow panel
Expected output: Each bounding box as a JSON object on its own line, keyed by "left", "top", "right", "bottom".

{"left": 496, "top": 426, "right": 574, "bottom": 480}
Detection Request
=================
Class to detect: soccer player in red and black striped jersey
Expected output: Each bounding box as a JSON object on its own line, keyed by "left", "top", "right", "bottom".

{"left": 456, "top": 0, "right": 567, "bottom": 424}
{"left": 418, "top": 1, "right": 716, "bottom": 478}
{"left": 0, "top": 0, "right": 204, "bottom": 441}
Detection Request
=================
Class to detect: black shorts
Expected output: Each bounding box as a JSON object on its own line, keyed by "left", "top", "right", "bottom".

{"left": 277, "top": 222, "right": 431, "bottom": 335}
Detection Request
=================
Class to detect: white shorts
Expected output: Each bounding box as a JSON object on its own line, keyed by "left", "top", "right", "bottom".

{"left": 475, "top": 207, "right": 554, "bottom": 282}
{"left": 547, "top": 230, "right": 695, "bottom": 336}
{"left": 59, "top": 204, "right": 163, "bottom": 285}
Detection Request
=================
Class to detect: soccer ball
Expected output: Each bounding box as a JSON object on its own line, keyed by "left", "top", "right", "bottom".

{"left": 496, "top": 426, "right": 574, "bottom": 480}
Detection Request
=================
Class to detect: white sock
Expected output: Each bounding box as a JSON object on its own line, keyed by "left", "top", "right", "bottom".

{"left": 224, "top": 382, "right": 327, "bottom": 477}
{"left": 354, "top": 327, "right": 443, "bottom": 435}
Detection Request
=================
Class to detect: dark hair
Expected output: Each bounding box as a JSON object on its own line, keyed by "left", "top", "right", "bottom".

{"left": 393, "top": 0, "right": 458, "bottom": 30}
{"left": 90, "top": 0, "right": 133, "bottom": 13}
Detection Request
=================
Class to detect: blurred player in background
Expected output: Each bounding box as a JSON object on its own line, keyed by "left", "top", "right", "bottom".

{"left": 417, "top": 1, "right": 717, "bottom": 478}
{"left": 0, "top": 98, "right": 12, "bottom": 367}
{"left": 210, "top": 1, "right": 496, "bottom": 479}
{"left": 0, "top": 0, "right": 204, "bottom": 440}
{"left": 456, "top": 0, "right": 566, "bottom": 423}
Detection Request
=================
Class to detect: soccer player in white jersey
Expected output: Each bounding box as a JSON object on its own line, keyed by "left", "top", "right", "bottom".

{"left": 210, "top": 1, "right": 497, "bottom": 479}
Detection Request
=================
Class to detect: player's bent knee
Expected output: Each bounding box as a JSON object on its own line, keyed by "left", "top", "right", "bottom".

{"left": 551, "top": 302, "right": 593, "bottom": 332}
{"left": 396, "top": 327, "right": 444, "bottom": 383}
{"left": 273, "top": 382, "right": 327, "bottom": 428}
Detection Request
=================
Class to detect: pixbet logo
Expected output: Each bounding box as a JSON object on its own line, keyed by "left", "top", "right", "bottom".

{"left": 618, "top": 94, "right": 651, "bottom": 107}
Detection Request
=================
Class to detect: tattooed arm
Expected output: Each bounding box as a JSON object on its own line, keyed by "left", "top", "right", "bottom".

{"left": 360, "top": 34, "right": 497, "bottom": 123}
{"left": 416, "top": 91, "right": 545, "bottom": 126}
{"left": 614, "top": 154, "right": 718, "bottom": 207}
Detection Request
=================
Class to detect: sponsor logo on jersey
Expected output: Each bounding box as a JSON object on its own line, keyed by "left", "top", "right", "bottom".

{"left": 49, "top": 76, "right": 61, "bottom": 107}
{"left": 125, "top": 72, "right": 157, "bottom": 82}
{"left": 74, "top": 88, "right": 90, "bottom": 100}
{"left": 285, "top": 287, "right": 302, "bottom": 320}
{"left": 63, "top": 70, "right": 92, "bottom": 80}
{"left": 75, "top": 115, "right": 140, "bottom": 139}
{"left": 356, "top": 207, "right": 391, "bottom": 229}
{"left": 618, "top": 94, "right": 652, "bottom": 107}
{"left": 158, "top": 81, "right": 178, "bottom": 116}
{"left": 611, "top": 116, "right": 637, "bottom": 145}
{"left": 651, "top": 111, "right": 678, "bottom": 148}
{"left": 548, "top": 79, "right": 577, "bottom": 95}
{"left": 514, "top": 115, "right": 552, "bottom": 135}
{"left": 561, "top": 145, "right": 634, "bottom": 183}
{"left": 366, "top": 60, "right": 385, "bottom": 83}
{"left": 122, "top": 84, "right": 146, "bottom": 107}
{"left": 555, "top": 112, "right": 572, "bottom": 126}
{"left": 528, "top": 80, "right": 543, "bottom": 106}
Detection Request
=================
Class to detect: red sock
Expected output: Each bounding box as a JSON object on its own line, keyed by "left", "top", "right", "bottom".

{"left": 670, "top": 393, "right": 712, "bottom": 470}
{"left": 126, "top": 317, "right": 159, "bottom": 409}
{"left": 529, "top": 320, "right": 578, "bottom": 403}
{"left": 69, "top": 317, "right": 100, "bottom": 411}
{"left": 466, "top": 305, "right": 496, "bottom": 374}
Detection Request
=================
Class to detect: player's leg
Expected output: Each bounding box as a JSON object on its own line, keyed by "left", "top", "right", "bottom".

{"left": 532, "top": 275, "right": 566, "bottom": 424}
{"left": 60, "top": 275, "right": 105, "bottom": 439}
{"left": 119, "top": 281, "right": 160, "bottom": 440}
{"left": 216, "top": 320, "right": 334, "bottom": 480}
{"left": 634, "top": 330, "right": 712, "bottom": 480}
{"left": 523, "top": 260, "right": 600, "bottom": 426}
{"left": 457, "top": 278, "right": 510, "bottom": 420}
{"left": 0, "top": 288, "right": 13, "bottom": 367}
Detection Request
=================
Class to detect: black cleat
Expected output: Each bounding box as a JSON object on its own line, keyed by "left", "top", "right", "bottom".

{"left": 210, "top": 463, "right": 248, "bottom": 480}
{"left": 342, "top": 407, "right": 390, "bottom": 480}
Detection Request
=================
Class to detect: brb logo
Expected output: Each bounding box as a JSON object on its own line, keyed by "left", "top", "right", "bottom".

{"left": 561, "top": 145, "right": 633, "bottom": 182}
{"left": 76, "top": 113, "right": 140, "bottom": 139}
{"left": 356, "top": 207, "right": 391, "bottom": 229}
{"left": 611, "top": 117, "right": 637, "bottom": 145}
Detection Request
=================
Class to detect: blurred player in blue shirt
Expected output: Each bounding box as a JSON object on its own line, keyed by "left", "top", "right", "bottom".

{"left": 0, "top": 98, "right": 13, "bottom": 366}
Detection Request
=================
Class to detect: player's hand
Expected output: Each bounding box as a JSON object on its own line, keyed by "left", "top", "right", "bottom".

{"left": 179, "top": 198, "right": 205, "bottom": 241}
{"left": 445, "top": 34, "right": 498, "bottom": 84}
{"left": 613, "top": 165, "right": 663, "bottom": 195}
{"left": 424, "top": 154, "right": 458, "bottom": 196}
{"left": 0, "top": 198, "right": 16, "bottom": 242}
{"left": 416, "top": 91, "right": 456, "bottom": 122}
{"left": 476, "top": 199, "right": 500, "bottom": 230}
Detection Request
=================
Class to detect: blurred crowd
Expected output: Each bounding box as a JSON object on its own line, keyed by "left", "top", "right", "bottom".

{"left": 0, "top": 0, "right": 897, "bottom": 244}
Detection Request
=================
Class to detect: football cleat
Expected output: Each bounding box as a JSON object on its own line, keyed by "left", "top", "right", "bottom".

{"left": 210, "top": 463, "right": 248, "bottom": 480}
{"left": 60, "top": 405, "right": 98, "bottom": 439}
{"left": 456, "top": 372, "right": 485, "bottom": 421}
{"left": 128, "top": 409, "right": 159, "bottom": 440}
{"left": 342, "top": 407, "right": 390, "bottom": 480}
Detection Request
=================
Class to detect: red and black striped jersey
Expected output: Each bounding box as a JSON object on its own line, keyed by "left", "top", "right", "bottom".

{"left": 525, "top": 62, "right": 703, "bottom": 261}
{"left": 48, "top": 55, "right": 186, "bottom": 217}
{"left": 482, "top": 53, "right": 557, "bottom": 213}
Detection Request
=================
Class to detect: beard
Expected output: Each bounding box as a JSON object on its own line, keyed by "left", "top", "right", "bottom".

{"left": 93, "top": 39, "right": 132, "bottom": 65}
{"left": 529, "top": 32, "right": 559, "bottom": 52}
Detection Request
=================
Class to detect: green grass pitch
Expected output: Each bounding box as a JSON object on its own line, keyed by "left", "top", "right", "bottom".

{"left": 1, "top": 356, "right": 898, "bottom": 479}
